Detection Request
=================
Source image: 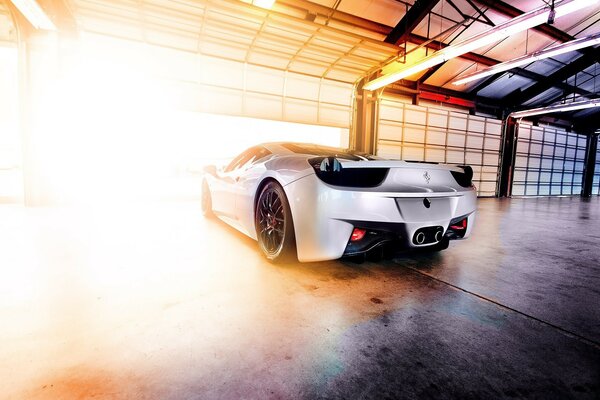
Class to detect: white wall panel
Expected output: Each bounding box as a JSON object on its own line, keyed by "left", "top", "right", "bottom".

{"left": 376, "top": 96, "right": 502, "bottom": 196}
{"left": 79, "top": 33, "right": 353, "bottom": 129}
{"left": 512, "top": 122, "right": 586, "bottom": 196}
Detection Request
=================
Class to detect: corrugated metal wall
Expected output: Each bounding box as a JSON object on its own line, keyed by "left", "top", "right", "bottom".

{"left": 512, "top": 122, "right": 587, "bottom": 196}
{"left": 376, "top": 96, "right": 502, "bottom": 197}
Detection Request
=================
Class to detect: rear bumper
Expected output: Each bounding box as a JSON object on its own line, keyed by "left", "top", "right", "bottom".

{"left": 341, "top": 213, "right": 475, "bottom": 257}
{"left": 284, "top": 174, "right": 477, "bottom": 262}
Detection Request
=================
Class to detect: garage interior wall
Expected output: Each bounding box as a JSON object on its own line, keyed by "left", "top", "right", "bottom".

{"left": 512, "top": 122, "right": 587, "bottom": 196}
{"left": 376, "top": 95, "right": 502, "bottom": 197}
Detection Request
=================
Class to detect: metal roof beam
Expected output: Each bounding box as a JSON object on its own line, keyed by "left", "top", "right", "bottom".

{"left": 510, "top": 49, "right": 600, "bottom": 105}
{"left": 473, "top": 0, "right": 574, "bottom": 42}
{"left": 385, "top": 0, "right": 440, "bottom": 44}
{"left": 407, "top": 33, "right": 563, "bottom": 83}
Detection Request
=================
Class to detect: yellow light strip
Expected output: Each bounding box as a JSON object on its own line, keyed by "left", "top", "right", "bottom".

{"left": 253, "top": 0, "right": 276, "bottom": 9}
{"left": 453, "top": 32, "right": 600, "bottom": 85}
{"left": 510, "top": 99, "right": 600, "bottom": 118}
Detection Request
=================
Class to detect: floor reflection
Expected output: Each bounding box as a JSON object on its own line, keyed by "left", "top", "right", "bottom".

{"left": 0, "top": 198, "right": 598, "bottom": 399}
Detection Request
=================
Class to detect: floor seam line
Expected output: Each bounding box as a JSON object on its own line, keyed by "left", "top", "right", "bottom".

{"left": 402, "top": 265, "right": 600, "bottom": 350}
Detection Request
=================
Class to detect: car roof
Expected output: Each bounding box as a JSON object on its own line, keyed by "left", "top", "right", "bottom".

{"left": 262, "top": 142, "right": 380, "bottom": 160}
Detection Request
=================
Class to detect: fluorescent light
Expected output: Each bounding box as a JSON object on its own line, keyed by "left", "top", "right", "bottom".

{"left": 363, "top": 0, "right": 598, "bottom": 91}
{"left": 253, "top": 0, "right": 275, "bottom": 9}
{"left": 9, "top": 0, "right": 56, "bottom": 30}
{"left": 453, "top": 32, "right": 600, "bottom": 85}
{"left": 510, "top": 99, "right": 600, "bottom": 118}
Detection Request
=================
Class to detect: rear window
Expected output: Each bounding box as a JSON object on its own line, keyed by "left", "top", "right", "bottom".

{"left": 281, "top": 143, "right": 380, "bottom": 161}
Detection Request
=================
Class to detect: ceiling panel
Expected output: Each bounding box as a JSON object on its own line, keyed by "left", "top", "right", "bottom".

{"left": 523, "top": 58, "right": 565, "bottom": 75}
{"left": 424, "top": 57, "right": 476, "bottom": 87}
{"left": 478, "top": 74, "right": 535, "bottom": 98}
{"left": 572, "top": 107, "right": 600, "bottom": 118}
{"left": 337, "top": 0, "right": 408, "bottom": 28}
{"left": 480, "top": 30, "right": 555, "bottom": 62}
{"left": 523, "top": 87, "right": 563, "bottom": 107}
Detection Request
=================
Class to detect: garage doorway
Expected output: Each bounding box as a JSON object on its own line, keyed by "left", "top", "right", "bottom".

{"left": 0, "top": 46, "right": 21, "bottom": 203}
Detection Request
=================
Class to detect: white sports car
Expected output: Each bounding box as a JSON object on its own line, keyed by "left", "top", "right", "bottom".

{"left": 202, "top": 143, "right": 477, "bottom": 263}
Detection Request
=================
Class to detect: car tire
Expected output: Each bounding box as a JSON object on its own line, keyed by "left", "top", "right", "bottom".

{"left": 255, "top": 181, "right": 296, "bottom": 263}
{"left": 201, "top": 180, "right": 214, "bottom": 218}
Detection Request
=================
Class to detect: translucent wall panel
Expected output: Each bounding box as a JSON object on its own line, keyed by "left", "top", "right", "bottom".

{"left": 512, "top": 123, "right": 586, "bottom": 196}
{"left": 81, "top": 33, "right": 353, "bottom": 129}
{"left": 377, "top": 96, "right": 502, "bottom": 197}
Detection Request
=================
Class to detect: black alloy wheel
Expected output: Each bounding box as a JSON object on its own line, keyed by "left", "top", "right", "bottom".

{"left": 255, "top": 182, "right": 296, "bottom": 262}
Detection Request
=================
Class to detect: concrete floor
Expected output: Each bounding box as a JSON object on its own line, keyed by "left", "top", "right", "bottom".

{"left": 0, "top": 197, "right": 599, "bottom": 399}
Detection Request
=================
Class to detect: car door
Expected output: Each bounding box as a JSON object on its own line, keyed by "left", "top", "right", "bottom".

{"left": 233, "top": 147, "right": 272, "bottom": 236}
{"left": 210, "top": 148, "right": 257, "bottom": 218}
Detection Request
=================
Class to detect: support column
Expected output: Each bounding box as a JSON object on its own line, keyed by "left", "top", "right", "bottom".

{"left": 19, "top": 32, "right": 62, "bottom": 206}
{"left": 351, "top": 78, "right": 379, "bottom": 154}
{"left": 582, "top": 132, "right": 598, "bottom": 197}
{"left": 498, "top": 116, "right": 518, "bottom": 197}
{"left": 10, "top": 0, "right": 78, "bottom": 205}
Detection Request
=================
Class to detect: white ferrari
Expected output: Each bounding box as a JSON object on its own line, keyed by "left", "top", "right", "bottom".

{"left": 202, "top": 143, "right": 477, "bottom": 262}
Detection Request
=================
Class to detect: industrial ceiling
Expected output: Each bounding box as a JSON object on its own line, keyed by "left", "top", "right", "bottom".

{"left": 3, "top": 0, "right": 600, "bottom": 129}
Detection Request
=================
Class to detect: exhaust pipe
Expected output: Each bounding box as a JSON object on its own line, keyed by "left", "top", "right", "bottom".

{"left": 415, "top": 232, "right": 425, "bottom": 245}
{"left": 434, "top": 230, "right": 443, "bottom": 242}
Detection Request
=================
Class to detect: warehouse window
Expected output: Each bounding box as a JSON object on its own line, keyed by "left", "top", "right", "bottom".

{"left": 512, "top": 123, "right": 586, "bottom": 196}
{"left": 376, "top": 96, "right": 502, "bottom": 197}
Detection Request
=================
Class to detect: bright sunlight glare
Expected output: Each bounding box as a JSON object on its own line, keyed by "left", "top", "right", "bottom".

{"left": 26, "top": 34, "right": 347, "bottom": 205}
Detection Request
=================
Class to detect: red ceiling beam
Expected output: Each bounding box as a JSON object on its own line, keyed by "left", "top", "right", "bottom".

{"left": 418, "top": 91, "right": 475, "bottom": 108}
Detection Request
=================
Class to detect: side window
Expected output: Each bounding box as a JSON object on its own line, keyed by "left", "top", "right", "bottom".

{"left": 256, "top": 147, "right": 272, "bottom": 162}
{"left": 225, "top": 147, "right": 272, "bottom": 173}
{"left": 242, "top": 147, "right": 271, "bottom": 170}
{"left": 224, "top": 148, "right": 256, "bottom": 172}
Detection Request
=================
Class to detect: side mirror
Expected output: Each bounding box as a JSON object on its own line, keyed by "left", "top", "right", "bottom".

{"left": 203, "top": 165, "right": 217, "bottom": 175}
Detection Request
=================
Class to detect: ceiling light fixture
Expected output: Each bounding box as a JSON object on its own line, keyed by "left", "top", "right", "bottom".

{"left": 9, "top": 0, "right": 56, "bottom": 30}
{"left": 452, "top": 32, "right": 600, "bottom": 86}
{"left": 509, "top": 98, "right": 600, "bottom": 118}
{"left": 252, "top": 0, "right": 276, "bottom": 9}
{"left": 363, "top": 0, "right": 598, "bottom": 91}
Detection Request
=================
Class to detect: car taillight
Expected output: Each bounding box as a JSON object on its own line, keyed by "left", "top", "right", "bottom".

{"left": 450, "top": 218, "right": 467, "bottom": 230}
{"left": 350, "top": 228, "right": 366, "bottom": 242}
